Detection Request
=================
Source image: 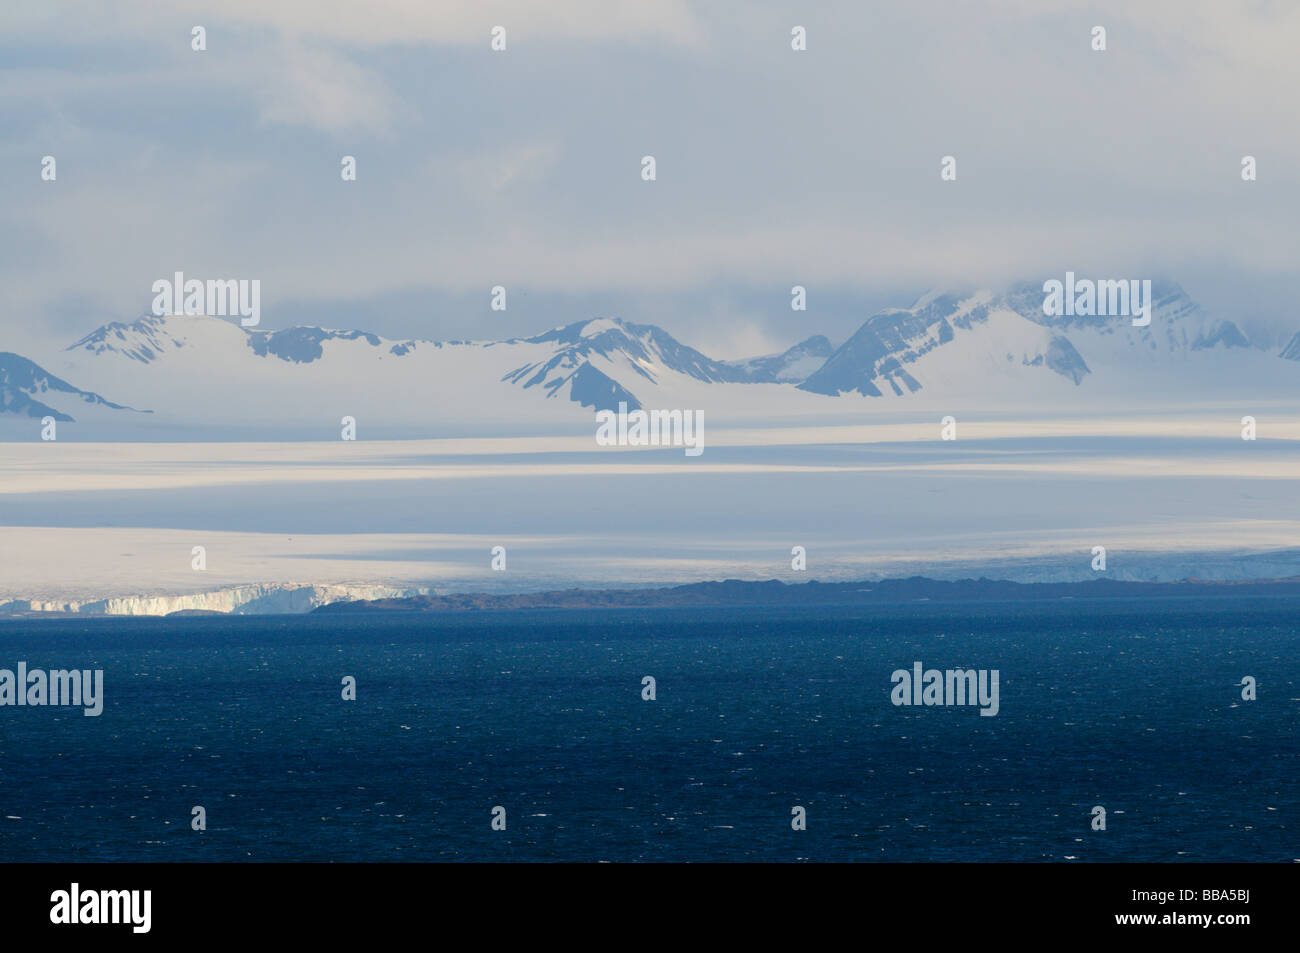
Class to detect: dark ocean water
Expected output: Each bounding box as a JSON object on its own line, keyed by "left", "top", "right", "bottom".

{"left": 0, "top": 600, "right": 1294, "bottom": 862}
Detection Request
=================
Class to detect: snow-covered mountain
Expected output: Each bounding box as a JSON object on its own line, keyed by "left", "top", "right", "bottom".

{"left": 723, "top": 335, "right": 834, "bottom": 382}
{"left": 0, "top": 351, "right": 144, "bottom": 421}
{"left": 501, "top": 317, "right": 751, "bottom": 411}
{"left": 52, "top": 313, "right": 764, "bottom": 425}
{"left": 7, "top": 279, "right": 1294, "bottom": 434}
{"left": 800, "top": 282, "right": 1258, "bottom": 399}
{"left": 800, "top": 292, "right": 1085, "bottom": 397}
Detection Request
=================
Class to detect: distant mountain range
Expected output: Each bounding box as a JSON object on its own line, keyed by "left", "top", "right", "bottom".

{"left": 315, "top": 574, "right": 1300, "bottom": 613}
{"left": 3, "top": 281, "right": 1295, "bottom": 427}
{"left": 7, "top": 574, "right": 1298, "bottom": 617}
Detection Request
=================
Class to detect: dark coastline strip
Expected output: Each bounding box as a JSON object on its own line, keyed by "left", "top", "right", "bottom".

{"left": 314, "top": 575, "right": 1300, "bottom": 613}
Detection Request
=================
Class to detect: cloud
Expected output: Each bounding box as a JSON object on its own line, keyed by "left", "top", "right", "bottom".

{"left": 2, "top": 0, "right": 1297, "bottom": 351}
{"left": 0, "top": 0, "right": 706, "bottom": 48}
{"left": 257, "top": 40, "right": 397, "bottom": 135}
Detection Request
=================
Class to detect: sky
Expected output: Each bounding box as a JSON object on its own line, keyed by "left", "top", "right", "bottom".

{"left": 2, "top": 0, "right": 1298, "bottom": 361}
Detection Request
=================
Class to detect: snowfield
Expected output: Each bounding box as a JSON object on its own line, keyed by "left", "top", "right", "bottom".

{"left": 2, "top": 419, "right": 1299, "bottom": 611}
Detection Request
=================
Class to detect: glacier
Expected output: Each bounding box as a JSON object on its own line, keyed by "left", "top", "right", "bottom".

{"left": 0, "top": 582, "right": 430, "bottom": 617}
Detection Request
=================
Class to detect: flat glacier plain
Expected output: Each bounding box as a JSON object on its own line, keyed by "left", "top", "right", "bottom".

{"left": 3, "top": 413, "right": 1299, "bottom": 611}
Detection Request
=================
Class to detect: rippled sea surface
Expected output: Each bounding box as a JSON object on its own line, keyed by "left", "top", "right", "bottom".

{"left": 0, "top": 600, "right": 1294, "bottom": 861}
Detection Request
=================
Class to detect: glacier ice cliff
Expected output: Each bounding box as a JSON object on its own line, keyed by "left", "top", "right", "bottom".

{"left": 0, "top": 582, "right": 430, "bottom": 617}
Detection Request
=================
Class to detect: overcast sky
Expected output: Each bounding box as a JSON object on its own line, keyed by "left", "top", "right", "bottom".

{"left": 2, "top": 0, "right": 1297, "bottom": 359}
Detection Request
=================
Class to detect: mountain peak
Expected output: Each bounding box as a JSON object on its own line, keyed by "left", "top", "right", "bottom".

{"left": 577, "top": 317, "right": 625, "bottom": 338}
{"left": 66, "top": 312, "right": 251, "bottom": 364}
{"left": 0, "top": 351, "right": 143, "bottom": 420}
{"left": 726, "top": 334, "right": 835, "bottom": 383}
{"left": 524, "top": 317, "right": 638, "bottom": 347}
{"left": 503, "top": 317, "right": 749, "bottom": 409}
